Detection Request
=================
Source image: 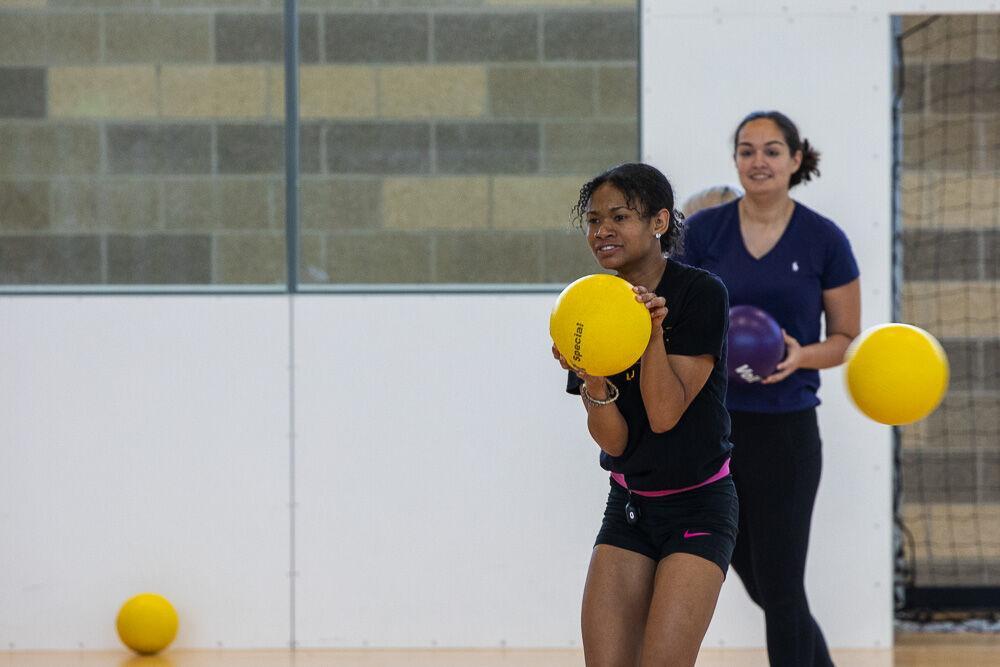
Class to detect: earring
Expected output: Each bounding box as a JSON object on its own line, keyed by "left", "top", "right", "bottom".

{"left": 655, "top": 232, "right": 662, "bottom": 239}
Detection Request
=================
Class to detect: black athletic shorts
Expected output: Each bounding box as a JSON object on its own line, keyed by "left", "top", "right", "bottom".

{"left": 594, "top": 476, "right": 739, "bottom": 575}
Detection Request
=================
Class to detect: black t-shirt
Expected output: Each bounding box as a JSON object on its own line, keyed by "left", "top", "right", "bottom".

{"left": 566, "top": 260, "right": 732, "bottom": 491}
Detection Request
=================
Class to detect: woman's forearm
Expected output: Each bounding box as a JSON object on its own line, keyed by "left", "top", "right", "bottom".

{"left": 797, "top": 334, "right": 854, "bottom": 370}
{"left": 639, "top": 335, "right": 687, "bottom": 433}
{"left": 581, "top": 381, "right": 629, "bottom": 456}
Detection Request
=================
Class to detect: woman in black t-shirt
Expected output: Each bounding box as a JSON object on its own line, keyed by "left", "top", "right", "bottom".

{"left": 553, "top": 163, "right": 738, "bottom": 666}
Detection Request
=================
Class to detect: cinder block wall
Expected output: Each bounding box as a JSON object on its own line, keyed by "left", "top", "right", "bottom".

{"left": 0, "top": 0, "right": 637, "bottom": 286}
{"left": 898, "top": 14, "right": 1000, "bottom": 588}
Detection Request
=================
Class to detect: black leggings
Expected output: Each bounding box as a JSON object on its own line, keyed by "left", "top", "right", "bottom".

{"left": 729, "top": 408, "right": 834, "bottom": 667}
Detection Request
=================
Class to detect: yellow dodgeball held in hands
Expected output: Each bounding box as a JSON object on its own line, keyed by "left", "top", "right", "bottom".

{"left": 550, "top": 274, "right": 652, "bottom": 378}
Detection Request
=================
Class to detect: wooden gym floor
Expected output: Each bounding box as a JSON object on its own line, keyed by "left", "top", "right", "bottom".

{"left": 3, "top": 634, "right": 1000, "bottom": 667}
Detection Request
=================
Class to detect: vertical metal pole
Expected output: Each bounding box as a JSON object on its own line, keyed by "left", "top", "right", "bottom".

{"left": 285, "top": 0, "right": 300, "bottom": 292}
{"left": 283, "top": 0, "right": 300, "bottom": 651}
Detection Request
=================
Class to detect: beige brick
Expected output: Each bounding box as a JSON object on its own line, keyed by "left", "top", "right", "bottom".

{"left": 902, "top": 502, "right": 1000, "bottom": 559}
{"left": 902, "top": 15, "right": 977, "bottom": 61}
{"left": 216, "top": 233, "right": 285, "bottom": 285}
{"left": 490, "top": 67, "right": 593, "bottom": 118}
{"left": 269, "top": 67, "right": 377, "bottom": 119}
{"left": 491, "top": 176, "right": 584, "bottom": 230}
{"left": 164, "top": 179, "right": 274, "bottom": 231}
{"left": 52, "top": 179, "right": 159, "bottom": 231}
{"left": 902, "top": 171, "right": 1000, "bottom": 229}
{"left": 49, "top": 66, "right": 157, "bottom": 118}
{"left": 379, "top": 66, "right": 486, "bottom": 119}
{"left": 902, "top": 281, "right": 1000, "bottom": 338}
{"left": 0, "top": 14, "right": 100, "bottom": 65}
{"left": 0, "top": 125, "right": 100, "bottom": 177}
{"left": 976, "top": 14, "right": 1000, "bottom": 59}
{"left": 105, "top": 13, "right": 211, "bottom": 63}
{"left": 0, "top": 0, "right": 46, "bottom": 7}
{"left": 161, "top": 66, "right": 267, "bottom": 119}
{"left": 487, "top": 0, "right": 633, "bottom": 5}
{"left": 597, "top": 65, "right": 636, "bottom": 117}
{"left": 0, "top": 181, "right": 49, "bottom": 231}
{"left": 300, "top": 178, "right": 380, "bottom": 231}
{"left": 383, "top": 177, "right": 488, "bottom": 230}
{"left": 216, "top": 232, "right": 322, "bottom": 284}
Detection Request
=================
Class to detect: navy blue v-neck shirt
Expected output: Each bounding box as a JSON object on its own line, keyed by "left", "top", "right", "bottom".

{"left": 676, "top": 199, "right": 859, "bottom": 413}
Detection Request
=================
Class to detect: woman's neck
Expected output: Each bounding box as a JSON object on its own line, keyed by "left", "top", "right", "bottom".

{"left": 620, "top": 254, "right": 667, "bottom": 292}
{"left": 740, "top": 193, "right": 794, "bottom": 226}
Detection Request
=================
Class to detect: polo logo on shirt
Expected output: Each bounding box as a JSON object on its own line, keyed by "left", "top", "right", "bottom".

{"left": 792, "top": 261, "right": 800, "bottom": 272}
{"left": 625, "top": 369, "right": 636, "bottom": 382}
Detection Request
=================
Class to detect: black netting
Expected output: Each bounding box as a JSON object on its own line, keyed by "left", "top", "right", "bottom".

{"left": 894, "top": 14, "right": 1000, "bottom": 621}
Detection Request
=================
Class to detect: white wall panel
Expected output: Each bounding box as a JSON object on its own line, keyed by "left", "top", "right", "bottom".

{"left": 0, "top": 297, "right": 290, "bottom": 650}
{"left": 644, "top": 3, "right": 895, "bottom": 649}
{"left": 293, "top": 295, "right": 606, "bottom": 648}
{"left": 296, "top": 295, "right": 608, "bottom": 646}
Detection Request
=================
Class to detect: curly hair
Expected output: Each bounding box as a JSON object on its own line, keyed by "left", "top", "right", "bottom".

{"left": 571, "top": 163, "right": 685, "bottom": 257}
{"left": 734, "top": 111, "right": 821, "bottom": 188}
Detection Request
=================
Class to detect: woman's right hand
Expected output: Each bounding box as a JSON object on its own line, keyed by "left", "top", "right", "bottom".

{"left": 552, "top": 344, "right": 609, "bottom": 397}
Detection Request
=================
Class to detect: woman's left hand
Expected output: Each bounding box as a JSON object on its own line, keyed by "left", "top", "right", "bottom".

{"left": 761, "top": 330, "right": 801, "bottom": 384}
{"left": 633, "top": 285, "right": 668, "bottom": 332}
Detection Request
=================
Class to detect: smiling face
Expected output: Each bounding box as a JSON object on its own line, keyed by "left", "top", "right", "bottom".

{"left": 734, "top": 118, "right": 802, "bottom": 197}
{"left": 584, "top": 182, "right": 667, "bottom": 273}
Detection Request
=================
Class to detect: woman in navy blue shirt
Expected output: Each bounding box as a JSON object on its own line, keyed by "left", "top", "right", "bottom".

{"left": 677, "top": 111, "right": 861, "bottom": 666}
{"left": 554, "top": 163, "right": 738, "bottom": 666}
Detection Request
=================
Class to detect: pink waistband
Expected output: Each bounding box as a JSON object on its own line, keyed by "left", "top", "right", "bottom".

{"left": 611, "top": 458, "right": 731, "bottom": 497}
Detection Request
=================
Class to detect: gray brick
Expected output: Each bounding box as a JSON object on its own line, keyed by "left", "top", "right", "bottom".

{"left": 325, "top": 232, "right": 433, "bottom": 283}
{"left": 434, "top": 13, "right": 537, "bottom": 63}
{"left": 107, "top": 234, "right": 211, "bottom": 284}
{"left": 929, "top": 60, "right": 1000, "bottom": 113}
{"left": 215, "top": 233, "right": 288, "bottom": 285}
{"left": 0, "top": 125, "right": 100, "bottom": 177}
{"left": 489, "top": 67, "right": 593, "bottom": 118}
{"left": 902, "top": 229, "right": 981, "bottom": 281}
{"left": 543, "top": 229, "right": 602, "bottom": 283}
{"left": 47, "top": 14, "right": 101, "bottom": 63}
{"left": 913, "top": 560, "right": 998, "bottom": 588}
{"left": 326, "top": 122, "right": 430, "bottom": 174}
{"left": 0, "top": 181, "right": 50, "bottom": 231}
{"left": 0, "top": 235, "right": 101, "bottom": 284}
{"left": 921, "top": 393, "right": 1000, "bottom": 452}
{"left": 982, "top": 339, "right": 1000, "bottom": 391}
{"left": 901, "top": 450, "right": 980, "bottom": 503}
{"left": 301, "top": 178, "right": 380, "bottom": 231}
{"left": 939, "top": 338, "right": 978, "bottom": 391}
{"left": 0, "top": 68, "right": 46, "bottom": 118}
{"left": 105, "top": 14, "right": 212, "bottom": 63}
{"left": 435, "top": 231, "right": 543, "bottom": 283}
{"left": 544, "top": 121, "right": 637, "bottom": 173}
{"left": 215, "top": 13, "right": 318, "bottom": 64}
{"left": 901, "top": 115, "right": 1000, "bottom": 170}
{"left": 52, "top": 180, "right": 160, "bottom": 231}
{"left": 543, "top": 11, "right": 636, "bottom": 61}
{"left": 47, "top": 0, "right": 157, "bottom": 7}
{"left": 107, "top": 124, "right": 212, "bottom": 175}
{"left": 436, "top": 123, "right": 539, "bottom": 174}
{"left": 597, "top": 65, "right": 637, "bottom": 117}
{"left": 986, "top": 230, "right": 1000, "bottom": 280}
{"left": 901, "top": 65, "right": 925, "bottom": 113}
{"left": 164, "top": 179, "right": 275, "bottom": 231}
{"left": 324, "top": 13, "right": 428, "bottom": 63}
{"left": 217, "top": 124, "right": 320, "bottom": 174}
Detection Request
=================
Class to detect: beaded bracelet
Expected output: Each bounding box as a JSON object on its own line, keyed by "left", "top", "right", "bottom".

{"left": 581, "top": 379, "right": 620, "bottom": 406}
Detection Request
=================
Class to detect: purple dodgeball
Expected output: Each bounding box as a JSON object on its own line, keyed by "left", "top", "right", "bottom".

{"left": 727, "top": 305, "right": 785, "bottom": 384}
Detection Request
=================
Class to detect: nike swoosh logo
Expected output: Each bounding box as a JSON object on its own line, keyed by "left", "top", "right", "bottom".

{"left": 683, "top": 530, "right": 711, "bottom": 539}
